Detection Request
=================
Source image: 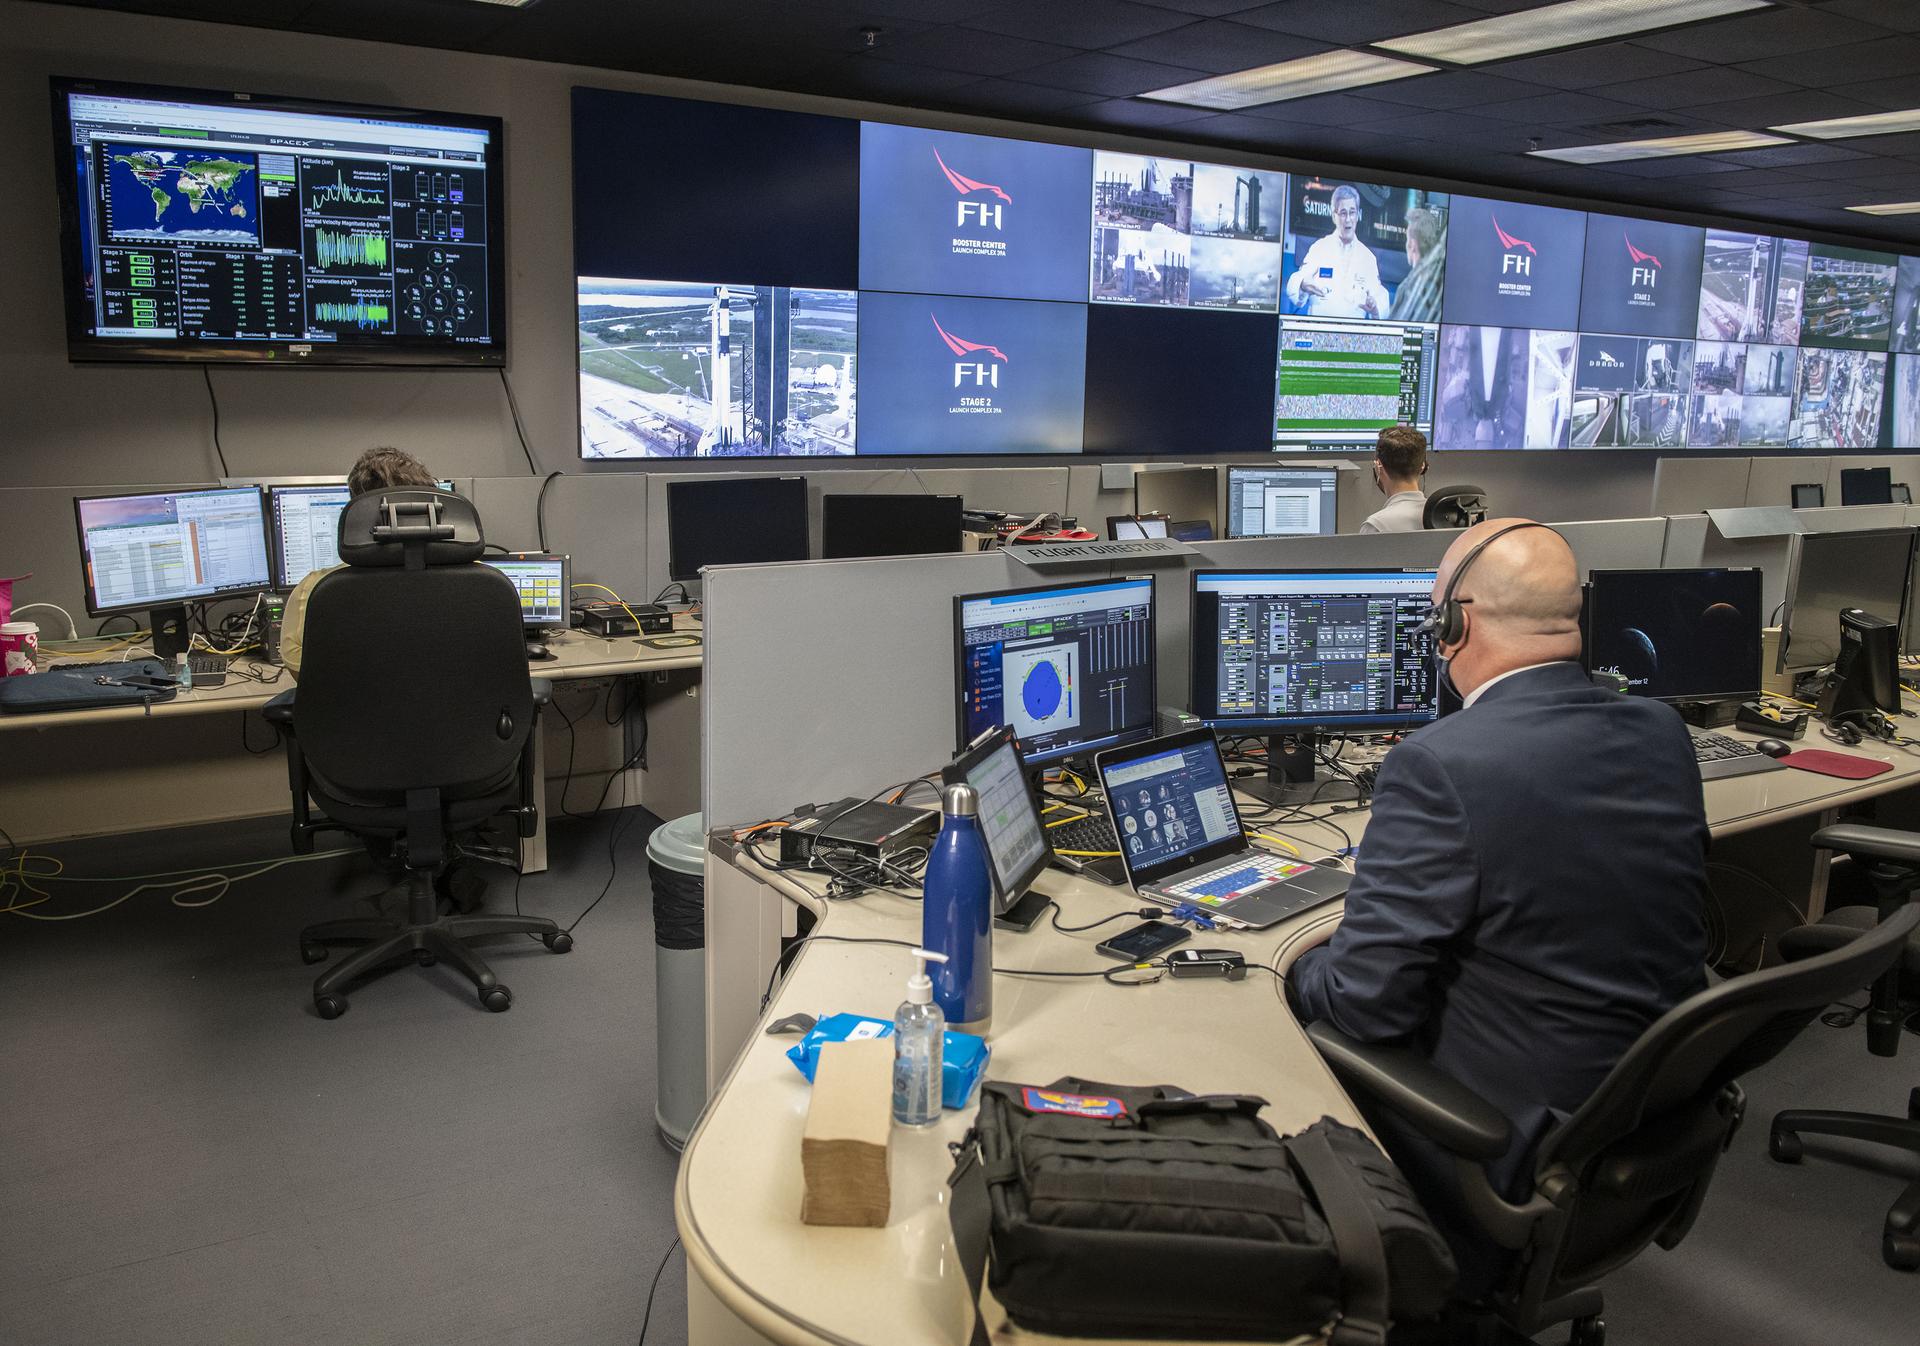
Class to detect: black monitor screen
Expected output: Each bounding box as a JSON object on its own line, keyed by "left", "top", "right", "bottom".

{"left": 821, "top": 494, "right": 963, "bottom": 559}
{"left": 1189, "top": 569, "right": 1439, "bottom": 732}
{"left": 1781, "top": 528, "right": 1918, "bottom": 671}
{"left": 75, "top": 486, "right": 271, "bottom": 616}
{"left": 955, "top": 576, "right": 1156, "bottom": 766}
{"left": 1583, "top": 568, "right": 1761, "bottom": 702}
{"left": 1225, "top": 466, "right": 1339, "bottom": 538}
{"left": 667, "top": 477, "right": 809, "bottom": 580}
{"left": 1841, "top": 466, "right": 1893, "bottom": 506}
{"left": 52, "top": 77, "right": 504, "bottom": 365}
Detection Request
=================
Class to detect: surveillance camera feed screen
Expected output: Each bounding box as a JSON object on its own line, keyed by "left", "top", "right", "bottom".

{"left": 1584, "top": 568, "right": 1761, "bottom": 702}
{"left": 570, "top": 88, "right": 1920, "bottom": 457}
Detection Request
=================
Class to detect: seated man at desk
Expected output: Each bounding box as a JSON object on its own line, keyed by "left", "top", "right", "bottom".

{"left": 1287, "top": 519, "right": 1709, "bottom": 1290}
{"left": 281, "top": 447, "right": 439, "bottom": 678}
{"left": 1357, "top": 425, "right": 1429, "bottom": 534}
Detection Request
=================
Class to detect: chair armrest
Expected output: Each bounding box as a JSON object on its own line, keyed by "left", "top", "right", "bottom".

{"left": 529, "top": 677, "right": 553, "bottom": 708}
{"left": 263, "top": 688, "right": 297, "bottom": 726}
{"left": 1305, "top": 1021, "right": 1513, "bottom": 1162}
{"left": 1812, "top": 823, "right": 1920, "bottom": 868}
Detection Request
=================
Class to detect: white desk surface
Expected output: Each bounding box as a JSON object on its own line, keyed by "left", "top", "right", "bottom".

{"left": 679, "top": 710, "right": 1920, "bottom": 1346}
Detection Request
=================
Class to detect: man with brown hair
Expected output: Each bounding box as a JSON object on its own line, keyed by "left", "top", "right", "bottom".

{"left": 1359, "top": 425, "right": 1428, "bottom": 534}
{"left": 281, "top": 447, "right": 438, "bottom": 676}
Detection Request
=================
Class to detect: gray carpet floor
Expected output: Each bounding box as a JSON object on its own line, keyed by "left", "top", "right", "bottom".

{"left": 3, "top": 815, "right": 1917, "bottom": 1345}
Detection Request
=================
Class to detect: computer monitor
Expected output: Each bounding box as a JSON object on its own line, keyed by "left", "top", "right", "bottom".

{"left": 481, "top": 552, "right": 570, "bottom": 632}
{"left": 820, "top": 494, "right": 963, "bottom": 559}
{"left": 1108, "top": 514, "right": 1169, "bottom": 541}
{"left": 1582, "top": 568, "right": 1762, "bottom": 705}
{"left": 268, "top": 483, "right": 350, "bottom": 589}
{"left": 74, "top": 486, "right": 272, "bottom": 655}
{"left": 1224, "top": 466, "right": 1339, "bottom": 538}
{"left": 1779, "top": 527, "right": 1918, "bottom": 672}
{"left": 954, "top": 575, "right": 1156, "bottom": 768}
{"left": 1791, "top": 483, "right": 1825, "bottom": 510}
{"left": 1841, "top": 466, "right": 1893, "bottom": 507}
{"left": 1170, "top": 520, "right": 1214, "bottom": 542}
{"left": 1896, "top": 483, "right": 1913, "bottom": 506}
{"left": 1188, "top": 568, "right": 1439, "bottom": 803}
{"left": 944, "top": 725, "right": 1053, "bottom": 926}
{"left": 1273, "top": 318, "right": 1439, "bottom": 449}
{"left": 666, "top": 476, "right": 809, "bottom": 581}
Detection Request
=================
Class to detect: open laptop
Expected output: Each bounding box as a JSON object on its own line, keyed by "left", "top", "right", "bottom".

{"left": 1093, "top": 728, "right": 1350, "bottom": 929}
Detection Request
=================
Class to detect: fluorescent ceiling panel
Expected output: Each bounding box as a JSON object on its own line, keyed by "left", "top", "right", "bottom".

{"left": 1530, "top": 129, "right": 1791, "bottom": 163}
{"left": 1775, "top": 109, "right": 1920, "bottom": 140}
{"left": 1378, "top": 0, "right": 1772, "bottom": 66}
{"left": 1847, "top": 201, "right": 1920, "bottom": 216}
{"left": 1140, "top": 50, "right": 1435, "bottom": 110}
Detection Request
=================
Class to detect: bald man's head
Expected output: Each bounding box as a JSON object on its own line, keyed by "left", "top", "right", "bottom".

{"left": 1434, "top": 519, "right": 1584, "bottom": 694}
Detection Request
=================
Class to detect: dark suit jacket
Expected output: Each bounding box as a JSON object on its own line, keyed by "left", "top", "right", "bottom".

{"left": 1289, "top": 661, "right": 1708, "bottom": 1281}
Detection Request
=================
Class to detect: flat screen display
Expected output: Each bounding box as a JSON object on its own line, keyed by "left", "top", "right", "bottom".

{"left": 1273, "top": 318, "right": 1438, "bottom": 448}
{"left": 1578, "top": 213, "right": 1705, "bottom": 339}
{"left": 53, "top": 77, "right": 503, "bottom": 364}
{"left": 1800, "top": 244, "right": 1898, "bottom": 351}
{"left": 75, "top": 486, "right": 271, "bottom": 616}
{"left": 1893, "top": 257, "right": 1920, "bottom": 355}
{"left": 1569, "top": 333, "right": 1692, "bottom": 448}
{"left": 821, "top": 493, "right": 964, "bottom": 558}
{"left": 1282, "top": 177, "right": 1448, "bottom": 323}
{"left": 1781, "top": 529, "right": 1917, "bottom": 671}
{"left": 666, "top": 476, "right": 809, "bottom": 580}
{"left": 1434, "top": 325, "right": 1577, "bottom": 449}
{"left": 269, "top": 483, "right": 350, "bottom": 588}
{"left": 1583, "top": 568, "right": 1761, "bottom": 702}
{"left": 1442, "top": 196, "right": 1587, "bottom": 330}
{"left": 1695, "top": 229, "right": 1806, "bottom": 344}
{"left": 481, "top": 554, "right": 569, "bottom": 628}
{"left": 1789, "top": 347, "right": 1886, "bottom": 448}
{"left": 1091, "top": 152, "right": 1285, "bottom": 313}
{"left": 1225, "top": 467, "right": 1339, "bottom": 538}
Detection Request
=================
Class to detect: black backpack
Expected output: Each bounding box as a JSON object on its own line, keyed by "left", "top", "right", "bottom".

{"left": 946, "top": 1077, "right": 1457, "bottom": 1344}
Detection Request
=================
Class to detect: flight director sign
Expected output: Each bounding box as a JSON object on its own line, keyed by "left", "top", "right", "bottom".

{"left": 1442, "top": 196, "right": 1587, "bottom": 330}
{"left": 858, "top": 292, "right": 1087, "bottom": 454}
{"left": 859, "top": 123, "right": 1093, "bottom": 302}
{"left": 1578, "top": 213, "right": 1705, "bottom": 339}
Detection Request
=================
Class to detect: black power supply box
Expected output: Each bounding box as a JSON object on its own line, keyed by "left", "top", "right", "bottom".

{"left": 577, "top": 601, "right": 673, "bottom": 637}
{"left": 779, "top": 798, "right": 939, "bottom": 865}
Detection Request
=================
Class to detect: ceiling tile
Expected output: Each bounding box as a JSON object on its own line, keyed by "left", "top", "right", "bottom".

{"left": 1073, "top": 97, "right": 1223, "bottom": 130}
{"left": 1844, "top": 132, "right": 1920, "bottom": 161}
{"left": 1634, "top": 7, "right": 1882, "bottom": 63}
{"left": 1127, "top": 0, "right": 1267, "bottom": 15}
{"left": 1844, "top": 73, "right": 1920, "bottom": 111}
{"left": 1226, "top": 91, "right": 1411, "bottom": 126}
{"left": 1361, "top": 71, "right": 1549, "bottom": 111}
{"left": 1012, "top": 51, "right": 1209, "bottom": 96}
{"left": 1786, "top": 155, "right": 1894, "bottom": 181}
{"left": 1103, "top": 21, "right": 1329, "bottom": 73}
{"left": 814, "top": 56, "right": 981, "bottom": 98}
{"left": 1737, "top": 37, "right": 1920, "bottom": 90}
{"left": 937, "top": 78, "right": 1108, "bottom": 116}
{"left": 1684, "top": 89, "right": 1886, "bottom": 128}
{"left": 1228, "top": 0, "right": 1484, "bottom": 45}
{"left": 1819, "top": 1, "right": 1920, "bottom": 33}
{"left": 964, "top": 1, "right": 1192, "bottom": 49}
{"left": 1713, "top": 143, "right": 1878, "bottom": 170}
{"left": 1489, "top": 42, "right": 1704, "bottom": 92}
{"left": 1599, "top": 156, "right": 1752, "bottom": 179}
{"left": 1473, "top": 90, "right": 1669, "bottom": 127}
{"left": 1600, "top": 65, "right": 1797, "bottom": 112}
{"left": 866, "top": 26, "right": 1077, "bottom": 76}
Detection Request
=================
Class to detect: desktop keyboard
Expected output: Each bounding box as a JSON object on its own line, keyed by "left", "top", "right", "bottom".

{"left": 1692, "top": 730, "right": 1787, "bottom": 781}
{"left": 1050, "top": 810, "right": 1120, "bottom": 858}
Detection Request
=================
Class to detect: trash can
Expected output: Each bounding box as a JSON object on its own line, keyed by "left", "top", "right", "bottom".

{"left": 647, "top": 812, "right": 707, "bottom": 1150}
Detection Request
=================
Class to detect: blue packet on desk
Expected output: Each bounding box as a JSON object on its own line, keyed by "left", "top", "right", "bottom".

{"left": 785, "top": 1012, "right": 989, "bottom": 1111}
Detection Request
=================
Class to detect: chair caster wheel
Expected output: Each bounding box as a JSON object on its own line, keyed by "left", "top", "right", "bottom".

{"left": 300, "top": 943, "right": 328, "bottom": 965}
{"left": 1569, "top": 1315, "right": 1605, "bottom": 1346}
{"left": 415, "top": 950, "right": 437, "bottom": 967}
{"left": 1769, "top": 1129, "right": 1803, "bottom": 1163}
{"left": 480, "top": 986, "right": 512, "bottom": 1012}
{"left": 543, "top": 931, "right": 573, "bottom": 954}
{"left": 1885, "top": 1231, "right": 1920, "bottom": 1271}
{"left": 315, "top": 995, "right": 348, "bottom": 1020}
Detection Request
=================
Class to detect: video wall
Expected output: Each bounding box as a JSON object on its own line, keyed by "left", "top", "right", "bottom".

{"left": 572, "top": 88, "right": 1920, "bottom": 459}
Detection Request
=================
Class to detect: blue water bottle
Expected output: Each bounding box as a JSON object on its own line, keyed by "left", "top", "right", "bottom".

{"left": 922, "top": 782, "right": 993, "bottom": 1034}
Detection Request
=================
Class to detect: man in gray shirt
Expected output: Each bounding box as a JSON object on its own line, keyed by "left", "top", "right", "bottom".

{"left": 1359, "top": 425, "right": 1429, "bottom": 534}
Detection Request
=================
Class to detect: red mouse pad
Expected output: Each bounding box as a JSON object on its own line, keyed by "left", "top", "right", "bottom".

{"left": 1778, "top": 749, "right": 1894, "bottom": 780}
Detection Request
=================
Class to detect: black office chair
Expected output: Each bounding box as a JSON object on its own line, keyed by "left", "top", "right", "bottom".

{"left": 263, "top": 488, "right": 570, "bottom": 1018}
{"left": 1424, "top": 485, "right": 1490, "bottom": 530}
{"left": 1308, "top": 900, "right": 1920, "bottom": 1345}
{"left": 1769, "top": 824, "right": 1920, "bottom": 1270}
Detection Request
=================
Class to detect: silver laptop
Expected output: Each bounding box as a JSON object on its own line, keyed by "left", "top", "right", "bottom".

{"left": 1094, "top": 728, "right": 1350, "bottom": 930}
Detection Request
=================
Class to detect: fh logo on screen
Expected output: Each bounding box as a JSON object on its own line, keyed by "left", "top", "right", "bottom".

{"left": 1493, "top": 214, "right": 1536, "bottom": 275}
{"left": 1626, "top": 231, "right": 1662, "bottom": 305}
{"left": 933, "top": 314, "right": 1008, "bottom": 414}
{"left": 937, "top": 147, "right": 1011, "bottom": 260}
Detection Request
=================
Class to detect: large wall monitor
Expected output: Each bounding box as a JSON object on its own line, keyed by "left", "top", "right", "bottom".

{"left": 52, "top": 78, "right": 505, "bottom": 365}
{"left": 572, "top": 89, "right": 1920, "bottom": 458}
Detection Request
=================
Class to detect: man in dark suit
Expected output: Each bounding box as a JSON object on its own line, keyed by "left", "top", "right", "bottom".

{"left": 1288, "top": 519, "right": 1709, "bottom": 1291}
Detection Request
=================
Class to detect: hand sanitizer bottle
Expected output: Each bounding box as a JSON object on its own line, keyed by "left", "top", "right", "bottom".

{"left": 892, "top": 947, "right": 948, "bottom": 1128}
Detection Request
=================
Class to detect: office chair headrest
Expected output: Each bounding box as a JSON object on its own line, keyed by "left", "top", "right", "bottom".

{"left": 338, "top": 489, "right": 485, "bottom": 568}
{"left": 1425, "top": 485, "right": 1490, "bottom": 530}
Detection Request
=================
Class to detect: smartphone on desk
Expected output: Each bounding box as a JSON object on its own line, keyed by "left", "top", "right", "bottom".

{"left": 1096, "top": 921, "right": 1190, "bottom": 962}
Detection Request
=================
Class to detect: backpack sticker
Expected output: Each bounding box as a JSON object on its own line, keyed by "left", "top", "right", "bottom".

{"left": 1021, "top": 1088, "right": 1128, "bottom": 1119}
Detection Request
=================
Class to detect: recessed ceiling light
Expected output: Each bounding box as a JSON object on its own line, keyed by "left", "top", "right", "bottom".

{"left": 1773, "top": 108, "right": 1920, "bottom": 140}
{"left": 1529, "top": 129, "right": 1792, "bottom": 164}
{"left": 1377, "top": 0, "right": 1772, "bottom": 66}
{"left": 462, "top": 0, "right": 539, "bottom": 7}
{"left": 1847, "top": 201, "right": 1920, "bottom": 216}
{"left": 1140, "top": 50, "right": 1436, "bottom": 110}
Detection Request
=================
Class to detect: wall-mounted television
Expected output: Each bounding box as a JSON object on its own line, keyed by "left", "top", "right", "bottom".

{"left": 51, "top": 76, "right": 506, "bottom": 366}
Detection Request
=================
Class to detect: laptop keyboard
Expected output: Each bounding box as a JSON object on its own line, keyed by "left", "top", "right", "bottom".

{"left": 1166, "top": 851, "right": 1305, "bottom": 904}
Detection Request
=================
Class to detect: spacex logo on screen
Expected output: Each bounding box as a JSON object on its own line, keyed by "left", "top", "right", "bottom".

{"left": 936, "top": 147, "right": 1011, "bottom": 260}
{"left": 934, "top": 313, "right": 1007, "bottom": 412}
{"left": 1626, "top": 232, "right": 1662, "bottom": 301}
{"left": 1493, "top": 214, "right": 1536, "bottom": 275}
{"left": 1594, "top": 350, "right": 1624, "bottom": 368}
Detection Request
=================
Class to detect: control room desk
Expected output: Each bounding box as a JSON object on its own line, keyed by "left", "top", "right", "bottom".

{"left": 680, "top": 722, "right": 1920, "bottom": 1346}
{"left": 0, "top": 624, "right": 705, "bottom": 865}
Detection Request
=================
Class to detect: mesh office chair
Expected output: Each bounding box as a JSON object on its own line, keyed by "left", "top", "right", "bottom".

{"left": 1424, "top": 486, "right": 1490, "bottom": 530}
{"left": 1769, "top": 824, "right": 1920, "bottom": 1270}
{"left": 1307, "top": 901, "right": 1920, "bottom": 1345}
{"left": 263, "top": 488, "right": 570, "bottom": 1018}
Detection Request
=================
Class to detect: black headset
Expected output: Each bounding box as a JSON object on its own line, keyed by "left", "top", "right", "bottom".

{"left": 1419, "top": 521, "right": 1560, "bottom": 648}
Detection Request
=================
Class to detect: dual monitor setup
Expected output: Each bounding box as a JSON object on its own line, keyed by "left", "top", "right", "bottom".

{"left": 1789, "top": 468, "right": 1915, "bottom": 510}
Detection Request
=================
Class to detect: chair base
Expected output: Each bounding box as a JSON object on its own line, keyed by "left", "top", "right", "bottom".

{"left": 300, "top": 883, "right": 571, "bottom": 1017}
{"left": 1770, "top": 1092, "right": 1920, "bottom": 1271}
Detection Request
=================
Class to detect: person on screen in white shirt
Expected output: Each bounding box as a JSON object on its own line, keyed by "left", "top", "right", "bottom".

{"left": 1286, "top": 185, "right": 1390, "bottom": 319}
{"left": 1358, "top": 425, "right": 1428, "bottom": 534}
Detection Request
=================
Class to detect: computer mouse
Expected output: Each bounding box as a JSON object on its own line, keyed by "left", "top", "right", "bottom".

{"left": 525, "top": 642, "right": 555, "bottom": 662}
{"left": 1754, "top": 738, "right": 1792, "bottom": 758}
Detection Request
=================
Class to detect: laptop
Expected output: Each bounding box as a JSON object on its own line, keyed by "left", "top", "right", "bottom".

{"left": 1093, "top": 728, "right": 1350, "bottom": 929}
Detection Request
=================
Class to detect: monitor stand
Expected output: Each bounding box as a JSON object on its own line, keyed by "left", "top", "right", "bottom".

{"left": 150, "top": 605, "right": 190, "bottom": 660}
{"left": 1236, "top": 733, "right": 1360, "bottom": 809}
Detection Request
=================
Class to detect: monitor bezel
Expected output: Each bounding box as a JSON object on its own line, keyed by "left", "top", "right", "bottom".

{"left": 952, "top": 572, "right": 1159, "bottom": 767}
{"left": 943, "top": 725, "right": 1054, "bottom": 915}
{"left": 666, "top": 475, "right": 810, "bottom": 581}
{"left": 1223, "top": 465, "right": 1340, "bottom": 539}
{"left": 72, "top": 484, "right": 272, "bottom": 617}
{"left": 1581, "top": 566, "right": 1763, "bottom": 704}
{"left": 1779, "top": 527, "right": 1919, "bottom": 673}
{"left": 50, "top": 75, "right": 507, "bottom": 367}
{"left": 1187, "top": 566, "right": 1441, "bottom": 734}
